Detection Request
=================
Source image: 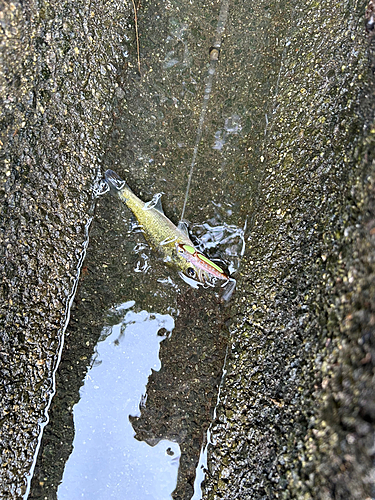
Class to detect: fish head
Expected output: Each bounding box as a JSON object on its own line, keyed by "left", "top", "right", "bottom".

{"left": 176, "top": 243, "right": 229, "bottom": 284}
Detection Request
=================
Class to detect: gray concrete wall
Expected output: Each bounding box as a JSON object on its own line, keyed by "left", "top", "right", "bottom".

{"left": 0, "top": 0, "right": 130, "bottom": 496}
{"left": 203, "top": 1, "right": 375, "bottom": 498}
{"left": 1, "top": 0, "right": 374, "bottom": 498}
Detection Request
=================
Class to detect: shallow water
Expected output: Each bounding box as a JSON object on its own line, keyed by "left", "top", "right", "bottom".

{"left": 29, "top": 0, "right": 259, "bottom": 496}
{"left": 58, "top": 305, "right": 180, "bottom": 499}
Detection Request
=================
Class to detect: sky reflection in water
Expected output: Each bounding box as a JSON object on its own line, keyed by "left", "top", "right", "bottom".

{"left": 58, "top": 302, "right": 180, "bottom": 500}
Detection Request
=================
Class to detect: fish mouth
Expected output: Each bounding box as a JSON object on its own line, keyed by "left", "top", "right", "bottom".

{"left": 181, "top": 266, "right": 216, "bottom": 287}
{"left": 176, "top": 243, "right": 228, "bottom": 283}
{"left": 180, "top": 257, "right": 212, "bottom": 285}
{"left": 196, "top": 268, "right": 216, "bottom": 286}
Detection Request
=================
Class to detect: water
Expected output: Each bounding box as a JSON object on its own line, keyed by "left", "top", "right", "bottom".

{"left": 179, "top": 0, "right": 230, "bottom": 222}
{"left": 28, "top": 0, "right": 279, "bottom": 496}
{"left": 58, "top": 304, "right": 179, "bottom": 500}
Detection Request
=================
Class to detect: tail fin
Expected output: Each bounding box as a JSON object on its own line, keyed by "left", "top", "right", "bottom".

{"left": 104, "top": 169, "right": 126, "bottom": 192}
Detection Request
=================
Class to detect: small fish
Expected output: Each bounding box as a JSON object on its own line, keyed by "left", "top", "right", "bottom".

{"left": 104, "top": 169, "right": 228, "bottom": 284}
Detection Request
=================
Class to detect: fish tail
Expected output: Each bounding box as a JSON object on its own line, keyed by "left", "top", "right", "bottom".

{"left": 104, "top": 169, "right": 127, "bottom": 192}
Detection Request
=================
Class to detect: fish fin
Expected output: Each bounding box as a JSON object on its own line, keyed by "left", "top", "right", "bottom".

{"left": 143, "top": 193, "right": 165, "bottom": 213}
{"left": 94, "top": 179, "right": 110, "bottom": 197}
{"left": 104, "top": 169, "right": 127, "bottom": 192}
{"left": 177, "top": 221, "right": 190, "bottom": 238}
{"left": 154, "top": 196, "right": 164, "bottom": 214}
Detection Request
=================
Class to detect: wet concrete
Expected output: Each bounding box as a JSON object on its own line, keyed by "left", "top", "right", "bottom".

{"left": 202, "top": 0, "right": 375, "bottom": 499}
{"left": 27, "top": 201, "right": 231, "bottom": 500}
{"left": 1, "top": 0, "right": 375, "bottom": 499}
{"left": 0, "top": 0, "right": 131, "bottom": 496}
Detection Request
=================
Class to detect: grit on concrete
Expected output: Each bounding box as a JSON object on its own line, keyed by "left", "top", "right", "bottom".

{"left": 0, "top": 0, "right": 130, "bottom": 496}
{"left": 202, "top": 1, "right": 375, "bottom": 499}
{"left": 1, "top": 0, "right": 375, "bottom": 499}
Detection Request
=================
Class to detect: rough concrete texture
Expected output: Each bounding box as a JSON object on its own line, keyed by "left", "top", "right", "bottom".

{"left": 0, "top": 0, "right": 130, "bottom": 496}
{"left": 1, "top": 0, "right": 375, "bottom": 498}
{"left": 203, "top": 1, "right": 375, "bottom": 499}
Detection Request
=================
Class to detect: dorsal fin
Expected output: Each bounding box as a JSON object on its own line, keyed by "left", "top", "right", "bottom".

{"left": 143, "top": 193, "right": 164, "bottom": 213}
{"left": 154, "top": 195, "right": 164, "bottom": 214}
{"left": 177, "top": 221, "right": 190, "bottom": 238}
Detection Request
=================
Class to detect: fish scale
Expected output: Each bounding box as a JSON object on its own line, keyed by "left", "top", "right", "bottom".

{"left": 104, "top": 169, "right": 229, "bottom": 284}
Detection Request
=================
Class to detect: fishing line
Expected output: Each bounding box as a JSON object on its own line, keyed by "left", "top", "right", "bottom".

{"left": 179, "top": 0, "right": 230, "bottom": 223}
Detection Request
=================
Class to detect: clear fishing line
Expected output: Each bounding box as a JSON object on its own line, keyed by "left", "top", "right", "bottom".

{"left": 180, "top": 0, "right": 230, "bottom": 222}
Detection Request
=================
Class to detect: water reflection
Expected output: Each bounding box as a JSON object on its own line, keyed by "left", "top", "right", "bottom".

{"left": 28, "top": 0, "right": 249, "bottom": 495}
{"left": 128, "top": 284, "right": 229, "bottom": 500}
{"left": 58, "top": 302, "right": 180, "bottom": 500}
{"left": 213, "top": 114, "right": 243, "bottom": 150}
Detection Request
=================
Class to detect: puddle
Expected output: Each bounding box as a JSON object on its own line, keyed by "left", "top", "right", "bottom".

{"left": 58, "top": 303, "right": 179, "bottom": 500}
{"left": 27, "top": 0, "right": 278, "bottom": 496}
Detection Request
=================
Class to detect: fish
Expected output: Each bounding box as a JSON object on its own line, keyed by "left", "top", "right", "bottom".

{"left": 104, "top": 169, "right": 229, "bottom": 284}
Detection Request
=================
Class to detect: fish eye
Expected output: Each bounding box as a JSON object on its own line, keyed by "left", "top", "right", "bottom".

{"left": 177, "top": 246, "right": 184, "bottom": 254}
{"left": 187, "top": 267, "right": 196, "bottom": 277}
